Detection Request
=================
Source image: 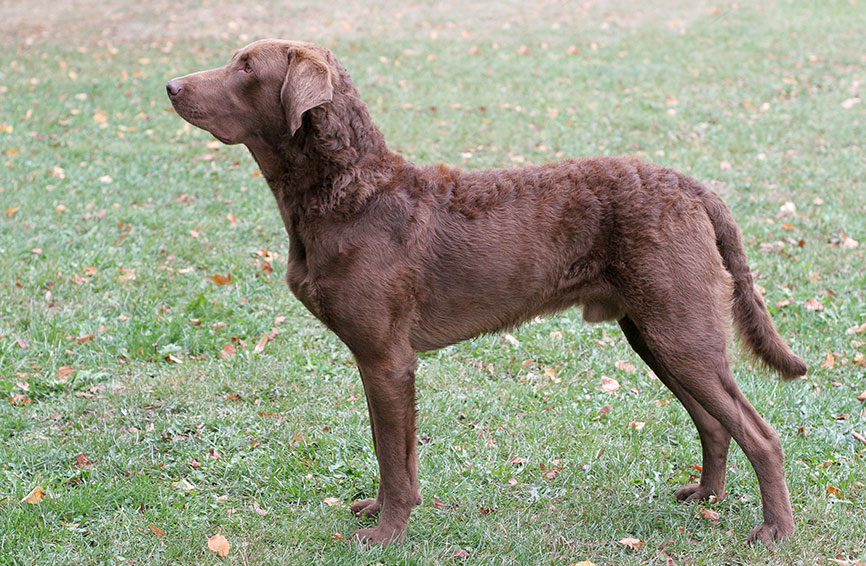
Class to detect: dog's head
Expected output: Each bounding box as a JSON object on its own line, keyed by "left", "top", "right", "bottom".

{"left": 167, "top": 39, "right": 335, "bottom": 144}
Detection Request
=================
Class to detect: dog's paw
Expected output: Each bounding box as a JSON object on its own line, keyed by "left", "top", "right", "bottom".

{"left": 746, "top": 521, "right": 793, "bottom": 547}
{"left": 350, "top": 498, "right": 381, "bottom": 518}
{"left": 351, "top": 525, "right": 405, "bottom": 546}
{"left": 674, "top": 483, "right": 723, "bottom": 502}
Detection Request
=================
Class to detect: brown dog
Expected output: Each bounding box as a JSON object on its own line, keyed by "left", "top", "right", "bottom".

{"left": 167, "top": 39, "right": 806, "bottom": 546}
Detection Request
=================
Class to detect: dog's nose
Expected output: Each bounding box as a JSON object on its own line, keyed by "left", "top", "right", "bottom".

{"left": 166, "top": 79, "right": 183, "bottom": 97}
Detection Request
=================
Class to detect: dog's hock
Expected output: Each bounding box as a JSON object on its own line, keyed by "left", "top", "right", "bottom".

{"left": 281, "top": 47, "right": 334, "bottom": 136}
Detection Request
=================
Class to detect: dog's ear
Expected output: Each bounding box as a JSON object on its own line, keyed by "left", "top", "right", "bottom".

{"left": 281, "top": 47, "right": 334, "bottom": 136}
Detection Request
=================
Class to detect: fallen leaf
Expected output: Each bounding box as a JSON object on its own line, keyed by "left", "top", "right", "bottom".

{"left": 503, "top": 333, "right": 520, "bottom": 346}
{"left": 804, "top": 298, "right": 824, "bottom": 311}
{"left": 16, "top": 338, "right": 30, "bottom": 349}
{"left": 510, "top": 456, "right": 527, "bottom": 465}
{"left": 331, "top": 532, "right": 344, "bottom": 540}
{"left": 846, "top": 322, "right": 866, "bottom": 335}
{"left": 571, "top": 562, "right": 595, "bottom": 566}
{"left": 857, "top": 391, "right": 866, "bottom": 402}
{"left": 74, "top": 453, "right": 93, "bottom": 469}
{"left": 165, "top": 353, "right": 183, "bottom": 364}
{"left": 322, "top": 497, "right": 341, "bottom": 506}
{"left": 207, "top": 533, "right": 231, "bottom": 557}
{"left": 433, "top": 497, "right": 447, "bottom": 509}
{"left": 700, "top": 508, "right": 721, "bottom": 523}
{"left": 5, "top": 207, "right": 19, "bottom": 217}
{"left": 619, "top": 536, "right": 643, "bottom": 550}
{"left": 189, "top": 458, "right": 202, "bottom": 469}
{"left": 821, "top": 351, "right": 836, "bottom": 369}
{"left": 55, "top": 365, "right": 74, "bottom": 383}
{"left": 453, "top": 548, "right": 470, "bottom": 558}
{"left": 841, "top": 97, "right": 861, "bottom": 109}
{"left": 226, "top": 212, "right": 237, "bottom": 226}
{"left": 601, "top": 376, "right": 620, "bottom": 392}
{"left": 22, "top": 486, "right": 45, "bottom": 504}
{"left": 599, "top": 403, "right": 613, "bottom": 416}
{"left": 507, "top": 476, "right": 518, "bottom": 486}
{"left": 210, "top": 273, "right": 232, "bottom": 286}
{"left": 172, "top": 478, "right": 196, "bottom": 491}
{"left": 117, "top": 267, "right": 136, "bottom": 282}
{"left": 252, "top": 501, "right": 268, "bottom": 516}
{"left": 254, "top": 334, "right": 269, "bottom": 353}
{"left": 827, "top": 485, "right": 840, "bottom": 496}
{"left": 219, "top": 343, "right": 236, "bottom": 361}
{"left": 149, "top": 524, "right": 166, "bottom": 537}
{"left": 75, "top": 333, "right": 95, "bottom": 345}
{"left": 629, "top": 421, "right": 646, "bottom": 431}
{"left": 851, "top": 431, "right": 866, "bottom": 445}
{"left": 615, "top": 360, "right": 637, "bottom": 372}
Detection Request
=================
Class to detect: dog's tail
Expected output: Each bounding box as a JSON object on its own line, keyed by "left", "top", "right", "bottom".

{"left": 690, "top": 179, "right": 807, "bottom": 380}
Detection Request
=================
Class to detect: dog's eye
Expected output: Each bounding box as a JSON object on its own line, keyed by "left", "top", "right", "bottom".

{"left": 243, "top": 63, "right": 253, "bottom": 73}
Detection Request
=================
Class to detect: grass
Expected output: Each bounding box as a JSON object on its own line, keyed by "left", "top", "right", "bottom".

{"left": 1, "top": 0, "right": 865, "bottom": 564}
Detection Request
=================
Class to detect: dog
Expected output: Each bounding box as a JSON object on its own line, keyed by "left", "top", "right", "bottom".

{"left": 167, "top": 39, "right": 807, "bottom": 546}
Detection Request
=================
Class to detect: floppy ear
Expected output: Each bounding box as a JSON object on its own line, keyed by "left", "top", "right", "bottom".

{"left": 281, "top": 47, "right": 334, "bottom": 136}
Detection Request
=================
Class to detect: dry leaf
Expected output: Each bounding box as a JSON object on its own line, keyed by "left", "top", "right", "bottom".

{"left": 615, "top": 360, "right": 637, "bottom": 372}
{"left": 570, "top": 562, "right": 595, "bottom": 566}
{"left": 331, "top": 532, "right": 344, "bottom": 541}
{"left": 804, "top": 298, "right": 824, "bottom": 311}
{"left": 846, "top": 322, "right": 866, "bottom": 334}
{"left": 207, "top": 533, "right": 231, "bottom": 557}
{"left": 827, "top": 485, "right": 840, "bottom": 496}
{"left": 55, "top": 365, "right": 74, "bottom": 383}
{"left": 149, "top": 524, "right": 166, "bottom": 537}
{"left": 21, "top": 486, "right": 45, "bottom": 504}
{"left": 432, "top": 497, "right": 447, "bottom": 509}
{"left": 700, "top": 508, "right": 721, "bottom": 523}
{"left": 821, "top": 351, "right": 836, "bottom": 369}
{"left": 503, "top": 333, "right": 520, "bottom": 346}
{"left": 599, "top": 403, "right": 613, "bottom": 416}
{"left": 453, "top": 548, "right": 470, "bottom": 558}
{"left": 601, "top": 376, "right": 620, "bottom": 392}
{"left": 219, "top": 343, "right": 236, "bottom": 361}
{"left": 189, "top": 458, "right": 202, "bottom": 469}
{"left": 510, "top": 456, "right": 527, "bottom": 465}
{"left": 210, "top": 273, "right": 232, "bottom": 286}
{"left": 841, "top": 97, "right": 861, "bottom": 109}
{"left": 74, "top": 453, "right": 93, "bottom": 469}
{"left": 165, "top": 353, "right": 183, "bottom": 364}
{"left": 254, "top": 334, "right": 269, "bottom": 353}
{"left": 629, "top": 421, "right": 646, "bottom": 431}
{"left": 6, "top": 207, "right": 20, "bottom": 217}
{"left": 252, "top": 501, "right": 268, "bottom": 516}
{"left": 322, "top": 497, "right": 341, "bottom": 506}
{"left": 172, "top": 478, "right": 196, "bottom": 491}
{"left": 619, "top": 536, "right": 643, "bottom": 550}
{"left": 851, "top": 431, "right": 866, "bottom": 445}
{"left": 857, "top": 391, "right": 866, "bottom": 402}
{"left": 226, "top": 212, "right": 237, "bottom": 226}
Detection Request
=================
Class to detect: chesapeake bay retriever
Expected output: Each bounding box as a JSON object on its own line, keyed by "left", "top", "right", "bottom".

{"left": 166, "top": 40, "right": 807, "bottom": 546}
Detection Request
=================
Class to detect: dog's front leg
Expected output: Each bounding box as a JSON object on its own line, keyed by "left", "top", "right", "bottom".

{"left": 351, "top": 350, "right": 419, "bottom": 545}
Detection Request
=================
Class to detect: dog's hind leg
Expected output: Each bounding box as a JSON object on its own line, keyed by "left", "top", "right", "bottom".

{"left": 624, "top": 307, "right": 794, "bottom": 545}
{"left": 619, "top": 315, "right": 731, "bottom": 501}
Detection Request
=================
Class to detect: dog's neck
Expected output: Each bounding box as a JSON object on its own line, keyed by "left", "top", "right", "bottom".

{"left": 244, "top": 89, "right": 400, "bottom": 220}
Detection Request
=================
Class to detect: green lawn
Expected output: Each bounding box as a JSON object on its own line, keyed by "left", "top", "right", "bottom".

{"left": 1, "top": 1, "right": 865, "bottom": 564}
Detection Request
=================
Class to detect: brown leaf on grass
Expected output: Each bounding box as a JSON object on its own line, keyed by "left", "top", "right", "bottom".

{"left": 21, "top": 486, "right": 45, "bottom": 504}
{"left": 510, "top": 456, "right": 527, "bottom": 465}
{"left": 210, "top": 272, "right": 232, "bottom": 286}
{"left": 700, "top": 508, "right": 721, "bottom": 523}
{"left": 261, "top": 261, "right": 273, "bottom": 275}
{"left": 117, "top": 267, "right": 136, "bottom": 283}
{"left": 16, "top": 338, "right": 30, "bottom": 349}
{"left": 857, "top": 391, "right": 866, "bottom": 402}
{"left": 331, "top": 532, "right": 345, "bottom": 540}
{"left": 618, "top": 536, "right": 643, "bottom": 550}
{"left": 851, "top": 431, "right": 866, "bottom": 445}
{"left": 172, "top": 478, "right": 196, "bottom": 491}
{"left": 252, "top": 501, "right": 268, "bottom": 516}
{"left": 432, "top": 497, "right": 447, "bottom": 509}
{"left": 189, "top": 458, "right": 202, "bottom": 469}
{"left": 74, "top": 453, "right": 93, "bottom": 469}
{"left": 804, "top": 298, "right": 824, "bottom": 311}
{"left": 165, "top": 353, "right": 183, "bottom": 364}
{"left": 542, "top": 466, "right": 562, "bottom": 480}
{"left": 453, "top": 547, "right": 470, "bottom": 558}
{"left": 55, "top": 366, "right": 74, "bottom": 383}
{"left": 322, "top": 497, "right": 341, "bottom": 506}
{"left": 207, "top": 533, "right": 231, "bottom": 557}
{"left": 846, "top": 322, "right": 866, "bottom": 334}
{"left": 821, "top": 351, "right": 836, "bottom": 369}
{"left": 601, "top": 376, "right": 620, "bottom": 392}
{"left": 219, "top": 343, "right": 236, "bottom": 361}
{"left": 75, "top": 334, "right": 94, "bottom": 345}
{"left": 827, "top": 485, "right": 840, "bottom": 496}
{"left": 254, "top": 334, "right": 269, "bottom": 353}
{"left": 5, "top": 207, "right": 19, "bottom": 217}
{"left": 629, "top": 421, "right": 646, "bottom": 431}
{"left": 149, "top": 524, "right": 166, "bottom": 537}
{"left": 226, "top": 212, "right": 237, "bottom": 226}
{"left": 598, "top": 403, "right": 613, "bottom": 416}
{"left": 615, "top": 360, "right": 637, "bottom": 372}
